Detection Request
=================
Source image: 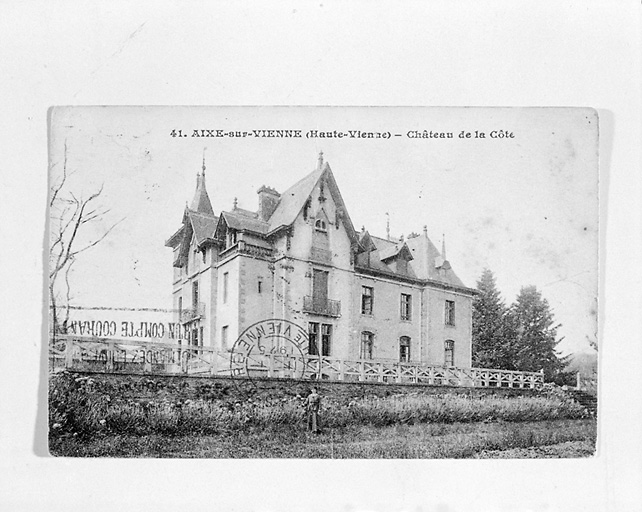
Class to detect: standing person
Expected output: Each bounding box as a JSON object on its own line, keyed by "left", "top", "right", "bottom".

{"left": 306, "top": 387, "right": 321, "bottom": 434}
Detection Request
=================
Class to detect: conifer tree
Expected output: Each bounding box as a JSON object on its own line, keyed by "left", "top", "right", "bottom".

{"left": 509, "top": 285, "right": 569, "bottom": 381}
{"left": 472, "top": 269, "right": 515, "bottom": 369}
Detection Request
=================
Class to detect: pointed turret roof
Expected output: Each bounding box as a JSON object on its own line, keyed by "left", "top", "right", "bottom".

{"left": 190, "top": 164, "right": 214, "bottom": 215}
{"left": 165, "top": 160, "right": 217, "bottom": 253}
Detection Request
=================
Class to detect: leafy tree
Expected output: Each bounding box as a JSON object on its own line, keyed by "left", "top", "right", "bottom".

{"left": 509, "top": 285, "right": 569, "bottom": 381}
{"left": 472, "top": 269, "right": 516, "bottom": 369}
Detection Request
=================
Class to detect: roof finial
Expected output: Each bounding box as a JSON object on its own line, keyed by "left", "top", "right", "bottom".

{"left": 202, "top": 147, "right": 207, "bottom": 176}
{"left": 441, "top": 233, "right": 447, "bottom": 259}
{"left": 423, "top": 225, "right": 428, "bottom": 238}
{"left": 233, "top": 197, "right": 238, "bottom": 209}
{"left": 317, "top": 150, "right": 324, "bottom": 169}
{"left": 386, "top": 212, "right": 390, "bottom": 241}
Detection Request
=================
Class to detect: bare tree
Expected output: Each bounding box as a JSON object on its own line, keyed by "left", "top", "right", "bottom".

{"left": 49, "top": 142, "right": 122, "bottom": 335}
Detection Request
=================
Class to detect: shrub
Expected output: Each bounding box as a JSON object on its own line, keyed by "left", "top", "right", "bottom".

{"left": 49, "top": 373, "right": 587, "bottom": 439}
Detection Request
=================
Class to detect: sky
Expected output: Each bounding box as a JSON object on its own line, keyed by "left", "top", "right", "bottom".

{"left": 49, "top": 106, "right": 599, "bottom": 354}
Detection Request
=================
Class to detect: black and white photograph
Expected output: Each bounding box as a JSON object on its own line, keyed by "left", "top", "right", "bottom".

{"left": 48, "top": 106, "right": 598, "bottom": 459}
{"left": 2, "top": 2, "right": 641, "bottom": 511}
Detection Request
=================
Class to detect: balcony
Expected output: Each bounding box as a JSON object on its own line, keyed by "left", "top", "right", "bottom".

{"left": 303, "top": 296, "right": 341, "bottom": 317}
{"left": 220, "top": 241, "right": 274, "bottom": 260}
{"left": 180, "top": 302, "right": 206, "bottom": 323}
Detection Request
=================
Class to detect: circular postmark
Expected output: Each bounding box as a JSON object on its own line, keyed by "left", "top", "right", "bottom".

{"left": 229, "top": 319, "right": 312, "bottom": 395}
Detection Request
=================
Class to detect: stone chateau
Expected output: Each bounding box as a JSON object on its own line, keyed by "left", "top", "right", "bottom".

{"left": 166, "top": 153, "right": 476, "bottom": 366}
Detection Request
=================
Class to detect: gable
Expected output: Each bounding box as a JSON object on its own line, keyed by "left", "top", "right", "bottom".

{"left": 380, "top": 242, "right": 414, "bottom": 262}
{"left": 266, "top": 163, "right": 361, "bottom": 248}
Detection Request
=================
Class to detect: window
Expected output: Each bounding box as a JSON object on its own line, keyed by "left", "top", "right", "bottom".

{"left": 445, "top": 340, "right": 455, "bottom": 366}
{"left": 192, "top": 281, "right": 199, "bottom": 307}
{"left": 400, "top": 293, "right": 412, "bottom": 321}
{"left": 312, "top": 269, "right": 329, "bottom": 303}
{"left": 226, "top": 229, "right": 237, "bottom": 248}
{"left": 221, "top": 325, "right": 228, "bottom": 351}
{"left": 257, "top": 279, "right": 263, "bottom": 294}
{"left": 321, "top": 324, "right": 332, "bottom": 356}
{"left": 445, "top": 300, "right": 456, "bottom": 326}
{"left": 309, "top": 322, "right": 332, "bottom": 356}
{"left": 199, "top": 326, "right": 204, "bottom": 354}
{"left": 223, "top": 272, "right": 229, "bottom": 303}
{"left": 192, "top": 327, "right": 199, "bottom": 354}
{"left": 202, "top": 248, "right": 207, "bottom": 264}
{"left": 185, "top": 252, "right": 189, "bottom": 275}
{"left": 361, "top": 286, "right": 374, "bottom": 315}
{"left": 360, "top": 331, "right": 374, "bottom": 359}
{"left": 399, "top": 336, "right": 411, "bottom": 362}
{"left": 178, "top": 296, "right": 182, "bottom": 314}
{"left": 314, "top": 219, "right": 327, "bottom": 232}
{"left": 308, "top": 322, "right": 320, "bottom": 355}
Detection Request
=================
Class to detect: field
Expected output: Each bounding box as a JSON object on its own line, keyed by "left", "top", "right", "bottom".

{"left": 48, "top": 371, "right": 596, "bottom": 458}
{"left": 50, "top": 419, "right": 596, "bottom": 458}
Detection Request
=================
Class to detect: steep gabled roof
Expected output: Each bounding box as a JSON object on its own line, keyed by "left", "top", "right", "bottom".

{"left": 355, "top": 230, "right": 469, "bottom": 290}
{"left": 165, "top": 225, "right": 184, "bottom": 248}
{"left": 379, "top": 242, "right": 414, "bottom": 262}
{"left": 369, "top": 234, "right": 400, "bottom": 250}
{"left": 165, "top": 207, "right": 218, "bottom": 267}
{"left": 188, "top": 210, "right": 218, "bottom": 246}
{"left": 267, "top": 167, "right": 325, "bottom": 232}
{"left": 219, "top": 211, "right": 269, "bottom": 235}
{"left": 405, "top": 233, "right": 466, "bottom": 288}
{"left": 266, "top": 162, "right": 360, "bottom": 246}
{"left": 167, "top": 163, "right": 217, "bottom": 251}
{"left": 358, "top": 231, "right": 377, "bottom": 253}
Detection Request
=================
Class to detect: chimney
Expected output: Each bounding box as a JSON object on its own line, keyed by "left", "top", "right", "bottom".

{"left": 257, "top": 185, "right": 280, "bottom": 221}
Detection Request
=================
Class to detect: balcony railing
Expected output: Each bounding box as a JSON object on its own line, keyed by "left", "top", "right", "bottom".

{"left": 303, "top": 296, "right": 341, "bottom": 317}
{"left": 219, "top": 241, "right": 273, "bottom": 260}
{"left": 180, "top": 302, "right": 206, "bottom": 323}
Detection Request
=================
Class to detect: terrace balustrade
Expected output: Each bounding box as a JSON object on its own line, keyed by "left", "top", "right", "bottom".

{"left": 50, "top": 335, "right": 545, "bottom": 389}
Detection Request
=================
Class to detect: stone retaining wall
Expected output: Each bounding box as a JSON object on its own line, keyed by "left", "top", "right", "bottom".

{"left": 59, "top": 369, "right": 538, "bottom": 403}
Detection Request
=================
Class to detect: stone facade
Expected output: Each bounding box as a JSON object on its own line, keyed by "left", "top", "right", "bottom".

{"left": 166, "top": 155, "right": 476, "bottom": 367}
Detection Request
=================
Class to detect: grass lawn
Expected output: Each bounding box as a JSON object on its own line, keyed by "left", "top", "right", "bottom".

{"left": 50, "top": 418, "right": 596, "bottom": 458}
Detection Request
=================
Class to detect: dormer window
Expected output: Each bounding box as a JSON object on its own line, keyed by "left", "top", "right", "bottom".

{"left": 226, "top": 229, "right": 237, "bottom": 248}
{"left": 314, "top": 219, "right": 327, "bottom": 232}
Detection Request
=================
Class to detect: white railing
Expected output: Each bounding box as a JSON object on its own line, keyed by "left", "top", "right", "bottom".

{"left": 49, "top": 336, "right": 544, "bottom": 389}
{"left": 49, "top": 335, "right": 229, "bottom": 377}
{"left": 301, "top": 355, "right": 543, "bottom": 388}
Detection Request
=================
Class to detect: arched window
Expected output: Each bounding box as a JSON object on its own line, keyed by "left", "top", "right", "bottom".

{"left": 314, "top": 218, "right": 327, "bottom": 232}
{"left": 444, "top": 340, "right": 455, "bottom": 367}
{"left": 360, "top": 331, "right": 374, "bottom": 360}
{"left": 399, "top": 336, "right": 411, "bottom": 362}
